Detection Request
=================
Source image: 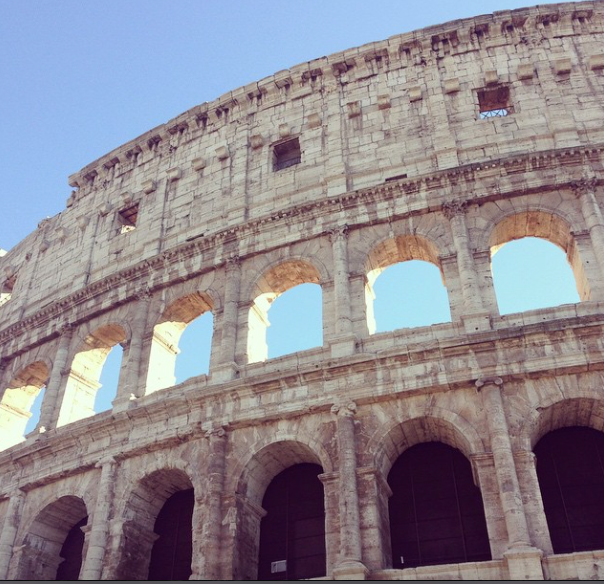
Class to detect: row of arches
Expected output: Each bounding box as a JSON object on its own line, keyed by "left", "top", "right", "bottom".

{"left": 0, "top": 209, "right": 591, "bottom": 449}
{"left": 12, "top": 424, "right": 604, "bottom": 580}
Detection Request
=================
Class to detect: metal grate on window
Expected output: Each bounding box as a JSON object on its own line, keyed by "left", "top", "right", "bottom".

{"left": 479, "top": 108, "right": 509, "bottom": 119}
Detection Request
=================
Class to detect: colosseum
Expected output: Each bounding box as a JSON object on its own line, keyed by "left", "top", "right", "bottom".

{"left": 1, "top": 1, "right": 604, "bottom": 580}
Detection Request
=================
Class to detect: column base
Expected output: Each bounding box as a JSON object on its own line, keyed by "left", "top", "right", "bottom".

{"left": 332, "top": 559, "right": 369, "bottom": 581}
{"left": 504, "top": 546, "right": 544, "bottom": 580}
{"left": 329, "top": 334, "right": 358, "bottom": 358}
{"left": 462, "top": 311, "right": 492, "bottom": 334}
{"left": 210, "top": 362, "right": 239, "bottom": 384}
{"left": 112, "top": 393, "right": 137, "bottom": 413}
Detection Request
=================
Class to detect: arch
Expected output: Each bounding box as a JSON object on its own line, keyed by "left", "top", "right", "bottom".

{"left": 0, "top": 361, "right": 49, "bottom": 450}
{"left": 535, "top": 426, "right": 604, "bottom": 554}
{"left": 525, "top": 397, "right": 604, "bottom": 451}
{"left": 145, "top": 291, "right": 214, "bottom": 393}
{"left": 15, "top": 495, "right": 88, "bottom": 580}
{"left": 488, "top": 210, "right": 589, "bottom": 303}
{"left": 232, "top": 439, "right": 326, "bottom": 580}
{"left": 247, "top": 259, "right": 323, "bottom": 363}
{"left": 234, "top": 438, "right": 327, "bottom": 506}
{"left": 388, "top": 442, "right": 491, "bottom": 569}
{"left": 364, "top": 235, "right": 449, "bottom": 334}
{"left": 116, "top": 467, "right": 194, "bottom": 580}
{"left": 57, "top": 323, "right": 127, "bottom": 426}
{"left": 369, "top": 411, "right": 486, "bottom": 480}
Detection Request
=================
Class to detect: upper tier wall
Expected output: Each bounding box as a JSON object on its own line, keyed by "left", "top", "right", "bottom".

{"left": 1, "top": 1, "right": 603, "bottom": 323}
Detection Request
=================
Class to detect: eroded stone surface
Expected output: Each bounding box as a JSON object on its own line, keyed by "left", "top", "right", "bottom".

{"left": 1, "top": 2, "right": 604, "bottom": 579}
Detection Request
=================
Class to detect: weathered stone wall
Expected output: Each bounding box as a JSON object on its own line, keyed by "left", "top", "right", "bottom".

{"left": 0, "top": 1, "right": 604, "bottom": 580}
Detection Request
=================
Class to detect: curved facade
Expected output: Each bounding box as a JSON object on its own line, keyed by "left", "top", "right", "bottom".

{"left": 1, "top": 2, "right": 604, "bottom": 579}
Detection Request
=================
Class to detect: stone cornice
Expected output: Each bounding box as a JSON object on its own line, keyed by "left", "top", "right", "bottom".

{"left": 1, "top": 143, "right": 602, "bottom": 357}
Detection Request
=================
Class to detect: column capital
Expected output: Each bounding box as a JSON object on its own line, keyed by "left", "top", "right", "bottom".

{"left": 225, "top": 254, "right": 241, "bottom": 270}
{"left": 475, "top": 376, "right": 503, "bottom": 391}
{"left": 326, "top": 224, "right": 349, "bottom": 242}
{"left": 570, "top": 175, "right": 598, "bottom": 198}
{"left": 58, "top": 322, "right": 76, "bottom": 336}
{"left": 203, "top": 424, "right": 228, "bottom": 440}
{"left": 134, "top": 285, "right": 152, "bottom": 302}
{"left": 94, "top": 456, "right": 116, "bottom": 470}
{"left": 331, "top": 400, "right": 357, "bottom": 417}
{"left": 442, "top": 199, "right": 469, "bottom": 219}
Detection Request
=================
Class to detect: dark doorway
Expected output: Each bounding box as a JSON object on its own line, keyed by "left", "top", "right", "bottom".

{"left": 147, "top": 488, "right": 194, "bottom": 580}
{"left": 388, "top": 442, "right": 491, "bottom": 568}
{"left": 258, "top": 463, "right": 326, "bottom": 580}
{"left": 55, "top": 516, "right": 88, "bottom": 580}
{"left": 535, "top": 426, "right": 604, "bottom": 554}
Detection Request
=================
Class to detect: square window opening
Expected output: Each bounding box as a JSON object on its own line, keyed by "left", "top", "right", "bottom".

{"left": 477, "top": 86, "right": 512, "bottom": 119}
{"left": 117, "top": 203, "right": 139, "bottom": 234}
{"left": 273, "top": 138, "right": 301, "bottom": 172}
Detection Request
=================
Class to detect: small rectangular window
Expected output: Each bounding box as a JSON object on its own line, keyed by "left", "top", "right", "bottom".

{"left": 117, "top": 203, "right": 139, "bottom": 234}
{"left": 477, "top": 86, "right": 512, "bottom": 119}
{"left": 273, "top": 138, "right": 301, "bottom": 171}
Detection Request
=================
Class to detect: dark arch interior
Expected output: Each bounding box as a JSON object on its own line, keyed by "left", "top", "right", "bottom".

{"left": 387, "top": 442, "right": 491, "bottom": 569}
{"left": 55, "top": 516, "right": 87, "bottom": 580}
{"left": 535, "top": 426, "right": 604, "bottom": 554}
{"left": 147, "top": 488, "right": 194, "bottom": 581}
{"left": 258, "top": 463, "right": 326, "bottom": 581}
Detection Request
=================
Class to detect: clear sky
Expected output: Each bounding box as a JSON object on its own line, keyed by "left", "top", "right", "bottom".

{"left": 0, "top": 0, "right": 577, "bottom": 252}
{"left": 0, "top": 1, "right": 586, "bottom": 432}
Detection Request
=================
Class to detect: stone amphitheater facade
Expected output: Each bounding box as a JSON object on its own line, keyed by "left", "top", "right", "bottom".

{"left": 1, "top": 1, "right": 604, "bottom": 580}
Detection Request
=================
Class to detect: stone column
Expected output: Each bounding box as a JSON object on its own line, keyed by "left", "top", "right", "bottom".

{"left": 0, "top": 489, "right": 25, "bottom": 580}
{"left": 114, "top": 289, "right": 151, "bottom": 409}
{"left": 331, "top": 402, "right": 367, "bottom": 580}
{"left": 213, "top": 256, "right": 240, "bottom": 382}
{"left": 80, "top": 458, "right": 116, "bottom": 580}
{"left": 36, "top": 324, "right": 74, "bottom": 432}
{"left": 572, "top": 176, "right": 604, "bottom": 298}
{"left": 328, "top": 226, "right": 357, "bottom": 357}
{"left": 514, "top": 450, "right": 553, "bottom": 556}
{"left": 476, "top": 377, "right": 543, "bottom": 580}
{"left": 194, "top": 425, "right": 228, "bottom": 580}
{"left": 442, "top": 201, "right": 490, "bottom": 333}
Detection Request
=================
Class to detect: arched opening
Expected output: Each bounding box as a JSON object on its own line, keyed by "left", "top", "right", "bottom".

{"left": 117, "top": 469, "right": 194, "bottom": 580}
{"left": 266, "top": 283, "right": 322, "bottom": 359}
{"left": 233, "top": 440, "right": 329, "bottom": 580}
{"left": 0, "top": 361, "right": 49, "bottom": 450}
{"left": 388, "top": 442, "right": 491, "bottom": 569}
{"left": 248, "top": 260, "right": 322, "bottom": 363}
{"left": 372, "top": 261, "right": 451, "bottom": 332}
{"left": 58, "top": 324, "right": 126, "bottom": 427}
{"left": 56, "top": 516, "right": 87, "bottom": 580}
{"left": 146, "top": 292, "right": 213, "bottom": 393}
{"left": 489, "top": 212, "right": 587, "bottom": 315}
{"left": 16, "top": 496, "right": 88, "bottom": 580}
{"left": 148, "top": 488, "right": 194, "bottom": 581}
{"left": 492, "top": 237, "right": 581, "bottom": 314}
{"left": 94, "top": 343, "right": 123, "bottom": 413}
{"left": 365, "top": 235, "right": 450, "bottom": 334}
{"left": 258, "top": 463, "right": 326, "bottom": 581}
{"left": 535, "top": 426, "right": 604, "bottom": 554}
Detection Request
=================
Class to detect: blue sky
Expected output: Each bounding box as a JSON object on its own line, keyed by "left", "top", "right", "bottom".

{"left": 0, "top": 1, "right": 584, "bottom": 431}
